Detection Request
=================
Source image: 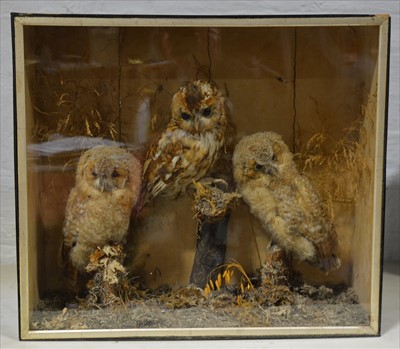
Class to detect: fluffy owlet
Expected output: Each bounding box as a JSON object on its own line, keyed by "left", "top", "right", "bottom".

{"left": 232, "top": 132, "right": 341, "bottom": 271}
{"left": 61, "top": 146, "right": 142, "bottom": 281}
{"left": 139, "top": 80, "right": 228, "bottom": 208}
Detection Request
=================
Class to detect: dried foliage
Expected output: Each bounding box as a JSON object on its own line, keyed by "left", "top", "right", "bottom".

{"left": 84, "top": 244, "right": 139, "bottom": 307}
{"left": 32, "top": 73, "right": 120, "bottom": 145}
{"left": 192, "top": 180, "right": 241, "bottom": 221}
{"left": 296, "top": 118, "right": 369, "bottom": 218}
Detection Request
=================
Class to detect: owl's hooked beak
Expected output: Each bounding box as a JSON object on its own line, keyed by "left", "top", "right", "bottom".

{"left": 98, "top": 176, "right": 113, "bottom": 192}
{"left": 194, "top": 117, "right": 200, "bottom": 132}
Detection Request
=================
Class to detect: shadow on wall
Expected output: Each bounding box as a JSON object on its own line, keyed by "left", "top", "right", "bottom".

{"left": 384, "top": 182, "right": 400, "bottom": 262}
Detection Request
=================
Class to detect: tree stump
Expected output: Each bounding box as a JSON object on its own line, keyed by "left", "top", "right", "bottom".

{"left": 190, "top": 214, "right": 230, "bottom": 288}
{"left": 189, "top": 181, "right": 240, "bottom": 288}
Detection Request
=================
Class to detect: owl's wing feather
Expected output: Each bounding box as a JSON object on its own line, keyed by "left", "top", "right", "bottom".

{"left": 293, "top": 176, "right": 340, "bottom": 270}
{"left": 141, "top": 127, "right": 190, "bottom": 204}
{"left": 143, "top": 178, "right": 168, "bottom": 203}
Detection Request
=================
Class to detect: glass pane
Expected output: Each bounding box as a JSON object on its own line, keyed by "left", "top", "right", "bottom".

{"left": 23, "top": 23, "right": 379, "bottom": 331}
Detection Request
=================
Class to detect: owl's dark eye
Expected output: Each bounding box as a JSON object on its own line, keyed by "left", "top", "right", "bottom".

{"left": 255, "top": 163, "right": 263, "bottom": 171}
{"left": 271, "top": 154, "right": 277, "bottom": 161}
{"left": 91, "top": 170, "right": 98, "bottom": 177}
{"left": 111, "top": 170, "right": 120, "bottom": 178}
{"left": 181, "top": 112, "right": 191, "bottom": 120}
{"left": 202, "top": 107, "right": 212, "bottom": 117}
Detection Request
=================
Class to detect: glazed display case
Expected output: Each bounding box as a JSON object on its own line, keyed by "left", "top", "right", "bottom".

{"left": 12, "top": 14, "right": 390, "bottom": 340}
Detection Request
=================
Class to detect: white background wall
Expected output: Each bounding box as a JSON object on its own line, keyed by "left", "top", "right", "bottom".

{"left": 1, "top": 1, "right": 399, "bottom": 264}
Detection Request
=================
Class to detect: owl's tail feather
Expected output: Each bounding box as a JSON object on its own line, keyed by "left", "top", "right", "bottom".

{"left": 133, "top": 179, "right": 168, "bottom": 218}
{"left": 315, "top": 226, "right": 341, "bottom": 272}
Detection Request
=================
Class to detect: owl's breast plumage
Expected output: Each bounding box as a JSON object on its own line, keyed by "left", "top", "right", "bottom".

{"left": 143, "top": 126, "right": 224, "bottom": 200}
{"left": 64, "top": 184, "right": 133, "bottom": 248}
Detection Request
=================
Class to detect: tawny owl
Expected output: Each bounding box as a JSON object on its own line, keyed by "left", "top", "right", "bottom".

{"left": 139, "top": 80, "right": 228, "bottom": 208}
{"left": 61, "top": 145, "right": 142, "bottom": 281}
{"left": 232, "top": 132, "right": 341, "bottom": 271}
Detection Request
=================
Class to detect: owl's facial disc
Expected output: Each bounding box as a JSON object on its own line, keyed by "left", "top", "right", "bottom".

{"left": 88, "top": 164, "right": 116, "bottom": 192}
{"left": 178, "top": 110, "right": 202, "bottom": 133}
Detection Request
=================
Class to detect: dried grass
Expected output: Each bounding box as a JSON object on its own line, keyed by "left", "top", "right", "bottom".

{"left": 296, "top": 117, "right": 369, "bottom": 219}
{"left": 32, "top": 73, "right": 120, "bottom": 146}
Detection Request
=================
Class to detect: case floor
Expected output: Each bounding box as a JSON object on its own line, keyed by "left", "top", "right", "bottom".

{"left": 1, "top": 263, "right": 398, "bottom": 348}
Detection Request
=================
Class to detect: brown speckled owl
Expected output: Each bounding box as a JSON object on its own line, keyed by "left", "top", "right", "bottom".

{"left": 233, "top": 132, "right": 341, "bottom": 271}
{"left": 139, "top": 80, "right": 228, "bottom": 208}
{"left": 61, "top": 146, "right": 142, "bottom": 281}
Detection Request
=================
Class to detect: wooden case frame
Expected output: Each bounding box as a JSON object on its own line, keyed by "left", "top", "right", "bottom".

{"left": 12, "top": 14, "right": 390, "bottom": 340}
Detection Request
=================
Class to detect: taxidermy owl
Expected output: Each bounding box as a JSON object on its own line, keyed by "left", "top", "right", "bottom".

{"left": 139, "top": 80, "right": 228, "bottom": 208}
{"left": 61, "top": 145, "right": 142, "bottom": 282}
{"left": 232, "top": 132, "right": 341, "bottom": 271}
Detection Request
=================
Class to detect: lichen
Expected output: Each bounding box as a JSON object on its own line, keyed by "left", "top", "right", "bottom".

{"left": 192, "top": 180, "right": 240, "bottom": 221}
